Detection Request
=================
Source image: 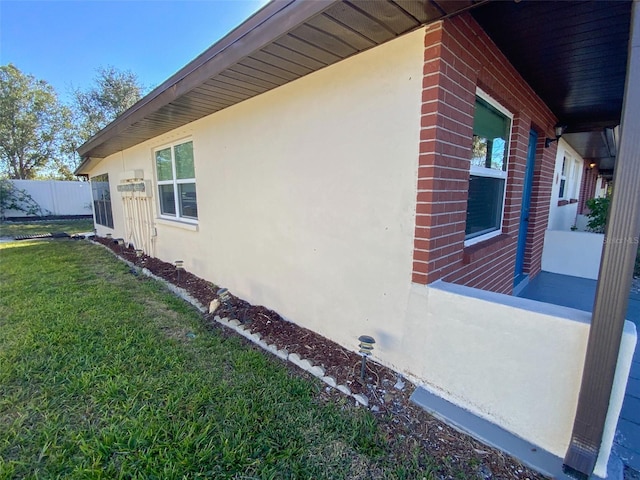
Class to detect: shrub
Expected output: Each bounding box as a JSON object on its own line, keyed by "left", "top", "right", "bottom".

{"left": 585, "top": 197, "right": 610, "bottom": 233}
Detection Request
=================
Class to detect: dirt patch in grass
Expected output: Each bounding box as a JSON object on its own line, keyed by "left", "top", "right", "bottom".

{"left": 93, "top": 236, "right": 547, "bottom": 480}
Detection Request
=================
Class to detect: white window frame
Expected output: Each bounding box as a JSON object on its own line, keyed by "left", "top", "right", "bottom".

{"left": 154, "top": 138, "right": 198, "bottom": 224}
{"left": 464, "top": 89, "right": 514, "bottom": 247}
{"left": 559, "top": 153, "right": 580, "bottom": 202}
{"left": 559, "top": 156, "right": 569, "bottom": 200}
{"left": 569, "top": 157, "right": 581, "bottom": 200}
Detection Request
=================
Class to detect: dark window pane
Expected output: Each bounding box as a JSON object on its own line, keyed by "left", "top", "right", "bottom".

{"left": 178, "top": 183, "right": 198, "bottom": 219}
{"left": 105, "top": 201, "right": 113, "bottom": 228}
{"left": 471, "top": 97, "right": 509, "bottom": 171}
{"left": 159, "top": 184, "right": 176, "bottom": 216}
{"left": 465, "top": 175, "right": 505, "bottom": 239}
{"left": 90, "top": 174, "right": 114, "bottom": 228}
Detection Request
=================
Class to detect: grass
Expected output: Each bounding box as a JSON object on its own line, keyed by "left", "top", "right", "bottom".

{"left": 0, "top": 240, "right": 439, "bottom": 479}
{"left": 0, "top": 218, "right": 94, "bottom": 238}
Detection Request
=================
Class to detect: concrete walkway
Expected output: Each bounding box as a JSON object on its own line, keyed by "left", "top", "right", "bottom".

{"left": 519, "top": 272, "right": 640, "bottom": 474}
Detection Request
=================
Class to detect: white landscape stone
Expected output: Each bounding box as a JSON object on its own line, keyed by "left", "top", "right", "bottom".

{"left": 353, "top": 394, "right": 369, "bottom": 407}
{"left": 308, "top": 365, "right": 325, "bottom": 378}
{"left": 264, "top": 344, "right": 288, "bottom": 361}
{"left": 298, "top": 359, "right": 313, "bottom": 371}
{"left": 322, "top": 376, "right": 337, "bottom": 387}
{"left": 253, "top": 338, "right": 269, "bottom": 350}
{"left": 288, "top": 353, "right": 302, "bottom": 364}
{"left": 337, "top": 384, "right": 352, "bottom": 396}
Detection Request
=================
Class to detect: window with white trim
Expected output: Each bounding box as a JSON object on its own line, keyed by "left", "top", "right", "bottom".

{"left": 155, "top": 139, "right": 198, "bottom": 221}
{"left": 559, "top": 154, "right": 580, "bottom": 201}
{"left": 465, "top": 94, "right": 512, "bottom": 243}
{"left": 90, "top": 173, "right": 114, "bottom": 228}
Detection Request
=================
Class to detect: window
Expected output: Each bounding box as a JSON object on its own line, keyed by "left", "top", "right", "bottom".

{"left": 155, "top": 140, "right": 198, "bottom": 221}
{"left": 90, "top": 173, "right": 114, "bottom": 228}
{"left": 465, "top": 94, "right": 512, "bottom": 243}
{"left": 559, "top": 156, "right": 568, "bottom": 199}
{"left": 559, "top": 154, "right": 579, "bottom": 201}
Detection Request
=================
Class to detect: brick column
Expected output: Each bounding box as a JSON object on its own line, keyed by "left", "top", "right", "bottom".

{"left": 413, "top": 14, "right": 558, "bottom": 291}
{"left": 578, "top": 166, "right": 599, "bottom": 215}
{"left": 412, "top": 22, "right": 478, "bottom": 284}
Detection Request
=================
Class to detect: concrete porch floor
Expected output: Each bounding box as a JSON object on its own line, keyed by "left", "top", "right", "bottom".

{"left": 518, "top": 272, "right": 640, "bottom": 474}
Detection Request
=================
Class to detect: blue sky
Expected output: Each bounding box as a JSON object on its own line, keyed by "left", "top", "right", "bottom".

{"left": 0, "top": 0, "right": 269, "bottom": 103}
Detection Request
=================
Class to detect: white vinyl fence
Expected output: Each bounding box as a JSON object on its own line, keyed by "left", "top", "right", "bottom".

{"left": 2, "top": 180, "right": 93, "bottom": 218}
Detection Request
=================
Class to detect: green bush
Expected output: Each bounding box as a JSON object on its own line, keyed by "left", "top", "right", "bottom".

{"left": 585, "top": 197, "right": 610, "bottom": 233}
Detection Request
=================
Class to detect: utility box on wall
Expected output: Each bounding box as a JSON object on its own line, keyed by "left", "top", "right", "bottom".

{"left": 117, "top": 181, "right": 152, "bottom": 197}
{"left": 119, "top": 170, "right": 145, "bottom": 182}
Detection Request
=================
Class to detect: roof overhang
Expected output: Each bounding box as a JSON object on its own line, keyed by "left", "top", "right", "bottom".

{"left": 76, "top": 0, "right": 632, "bottom": 177}
{"left": 471, "top": 0, "right": 631, "bottom": 175}
{"left": 75, "top": 0, "right": 490, "bottom": 174}
{"left": 75, "top": 156, "right": 102, "bottom": 178}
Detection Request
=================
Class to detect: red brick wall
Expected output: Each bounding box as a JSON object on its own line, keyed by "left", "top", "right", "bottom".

{"left": 578, "top": 165, "right": 600, "bottom": 214}
{"left": 413, "top": 13, "right": 558, "bottom": 294}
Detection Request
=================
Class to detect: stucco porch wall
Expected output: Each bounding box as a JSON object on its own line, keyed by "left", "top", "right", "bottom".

{"left": 541, "top": 230, "right": 604, "bottom": 280}
{"left": 405, "top": 281, "right": 636, "bottom": 477}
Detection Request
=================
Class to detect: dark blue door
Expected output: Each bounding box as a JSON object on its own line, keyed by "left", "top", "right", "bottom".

{"left": 514, "top": 130, "right": 537, "bottom": 286}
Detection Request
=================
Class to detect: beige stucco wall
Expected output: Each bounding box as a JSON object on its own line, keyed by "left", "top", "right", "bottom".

{"left": 90, "top": 28, "right": 424, "bottom": 352}
{"left": 86, "top": 27, "right": 636, "bottom": 469}
{"left": 405, "top": 281, "right": 636, "bottom": 468}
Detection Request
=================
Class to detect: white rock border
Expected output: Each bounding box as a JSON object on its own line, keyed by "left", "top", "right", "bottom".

{"left": 215, "top": 315, "right": 368, "bottom": 407}
{"left": 88, "top": 239, "right": 368, "bottom": 407}
{"left": 90, "top": 240, "right": 208, "bottom": 313}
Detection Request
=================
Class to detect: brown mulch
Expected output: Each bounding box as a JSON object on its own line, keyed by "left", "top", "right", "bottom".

{"left": 92, "top": 236, "right": 548, "bottom": 480}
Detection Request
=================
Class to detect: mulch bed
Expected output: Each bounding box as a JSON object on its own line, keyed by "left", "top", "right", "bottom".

{"left": 93, "top": 236, "right": 547, "bottom": 480}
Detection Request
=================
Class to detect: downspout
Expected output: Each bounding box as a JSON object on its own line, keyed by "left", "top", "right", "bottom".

{"left": 563, "top": 1, "right": 640, "bottom": 477}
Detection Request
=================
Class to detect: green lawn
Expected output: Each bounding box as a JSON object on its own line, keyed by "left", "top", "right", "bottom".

{"left": 0, "top": 240, "right": 438, "bottom": 479}
{"left": 0, "top": 218, "right": 94, "bottom": 238}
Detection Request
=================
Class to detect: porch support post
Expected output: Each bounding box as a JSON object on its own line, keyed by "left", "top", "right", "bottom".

{"left": 564, "top": 1, "right": 640, "bottom": 477}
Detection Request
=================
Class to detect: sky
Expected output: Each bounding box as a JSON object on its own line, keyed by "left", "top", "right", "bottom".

{"left": 0, "top": 0, "right": 270, "bottom": 103}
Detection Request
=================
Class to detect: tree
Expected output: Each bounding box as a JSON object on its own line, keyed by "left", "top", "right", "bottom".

{"left": 0, "top": 64, "right": 70, "bottom": 179}
{"left": 57, "top": 66, "right": 145, "bottom": 177}
{"left": 71, "top": 66, "right": 145, "bottom": 144}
